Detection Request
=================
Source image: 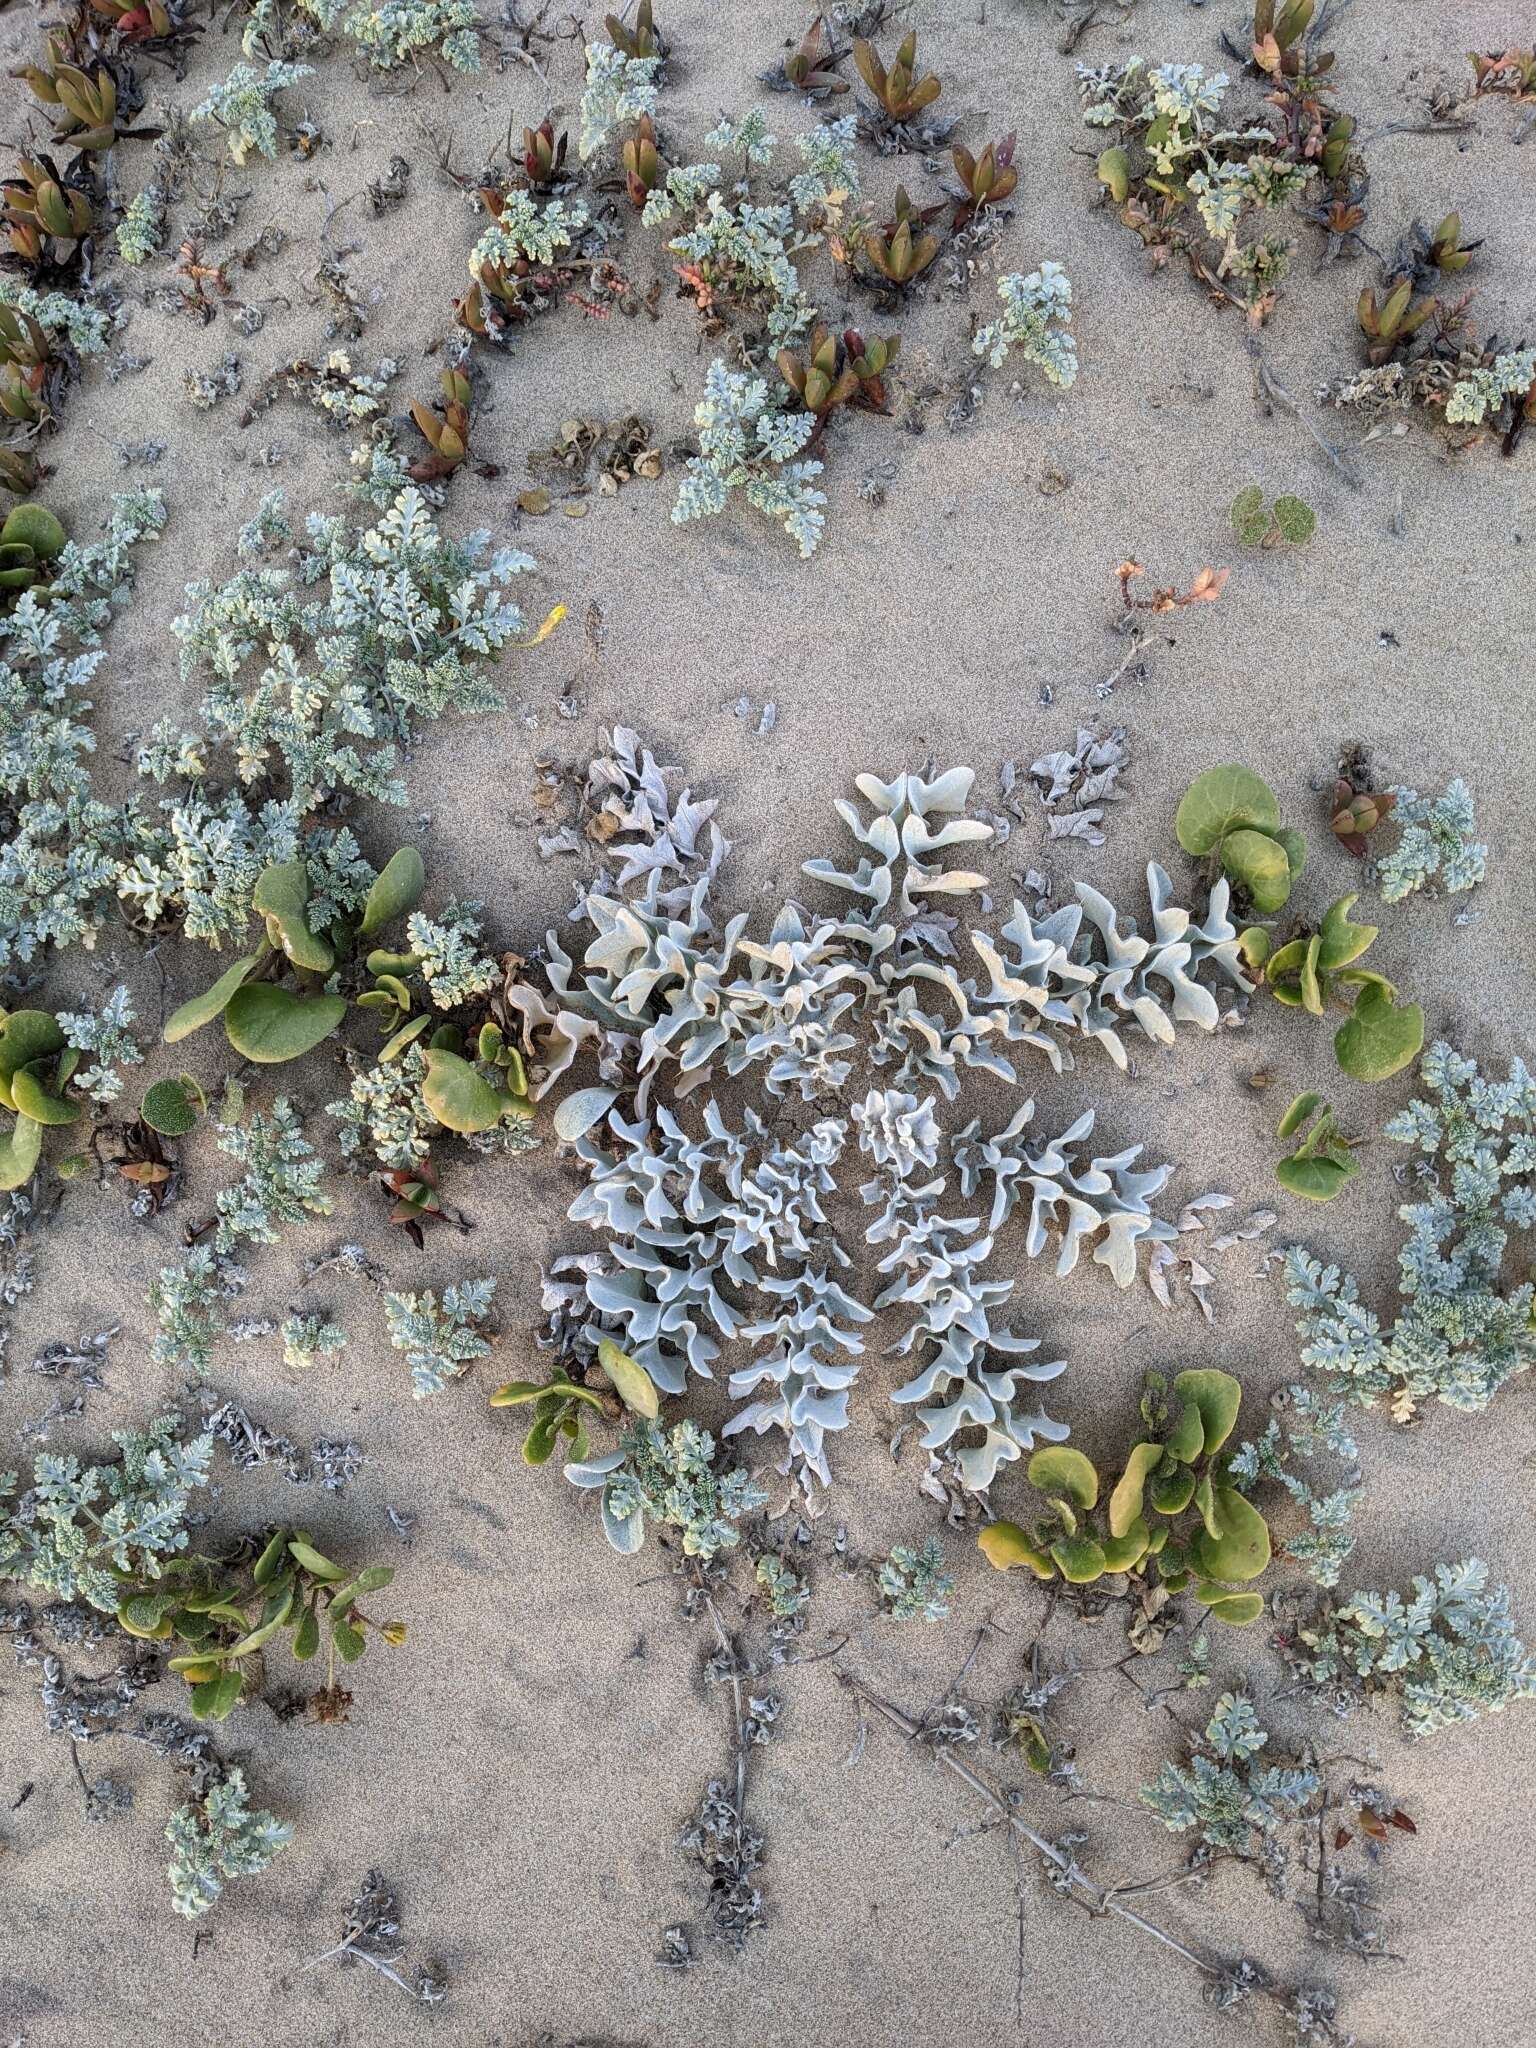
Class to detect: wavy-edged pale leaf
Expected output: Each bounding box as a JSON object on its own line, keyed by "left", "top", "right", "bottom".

{"left": 553, "top": 1085, "right": 617, "bottom": 1143}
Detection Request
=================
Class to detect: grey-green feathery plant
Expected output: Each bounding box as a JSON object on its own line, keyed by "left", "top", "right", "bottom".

{"left": 971, "top": 264, "right": 1078, "bottom": 385}
{"left": 579, "top": 43, "right": 660, "bottom": 160}
{"left": 384, "top": 1279, "right": 496, "bottom": 1398}
{"left": 565, "top": 1419, "right": 767, "bottom": 1558}
{"left": 1282, "top": 1559, "right": 1536, "bottom": 1737}
{"left": 123, "top": 482, "right": 540, "bottom": 949}
{"left": 167, "top": 1765, "right": 292, "bottom": 1917}
{"left": 280, "top": 1312, "right": 347, "bottom": 1370}
{"left": 877, "top": 1535, "right": 955, "bottom": 1621}
{"left": 190, "top": 61, "right": 315, "bottom": 165}
{"left": 1141, "top": 1692, "right": 1318, "bottom": 1851}
{"left": 212, "top": 1098, "right": 334, "bottom": 1251}
{"left": 0, "top": 1414, "right": 213, "bottom": 1610}
{"left": 0, "top": 279, "right": 115, "bottom": 356}
{"left": 329, "top": 0, "right": 479, "bottom": 71}
{"left": 755, "top": 1553, "right": 809, "bottom": 1617}
{"left": 0, "top": 490, "right": 166, "bottom": 969}
{"left": 1445, "top": 349, "right": 1534, "bottom": 427}
{"left": 673, "top": 361, "right": 825, "bottom": 556}
{"left": 150, "top": 1250, "right": 248, "bottom": 1377}
{"left": 1228, "top": 1383, "right": 1362, "bottom": 1589}
{"left": 328, "top": 1042, "right": 436, "bottom": 1172}
{"left": 1374, "top": 779, "right": 1487, "bottom": 903}
{"left": 55, "top": 986, "right": 143, "bottom": 1105}
{"left": 115, "top": 185, "right": 167, "bottom": 267}
{"left": 1284, "top": 1042, "right": 1536, "bottom": 1417}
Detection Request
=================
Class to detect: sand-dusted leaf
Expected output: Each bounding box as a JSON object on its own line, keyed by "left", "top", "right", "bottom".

{"left": 0, "top": 1111, "right": 43, "bottom": 1189}
{"left": 189, "top": 1670, "right": 245, "bottom": 1721}
{"left": 1221, "top": 828, "right": 1291, "bottom": 912}
{"left": 164, "top": 952, "right": 263, "bottom": 1044}
{"left": 1276, "top": 1154, "right": 1356, "bottom": 1200}
{"left": 292, "top": 1603, "right": 320, "bottom": 1660}
{"left": 552, "top": 1085, "right": 618, "bottom": 1142}
{"left": 253, "top": 861, "right": 334, "bottom": 972}
{"left": 1272, "top": 495, "right": 1315, "bottom": 543}
{"left": 1172, "top": 1369, "right": 1242, "bottom": 1455}
{"left": 142, "top": 1075, "right": 204, "bottom": 1137}
{"left": 1175, "top": 766, "right": 1280, "bottom": 855}
{"left": 332, "top": 1617, "right": 367, "bottom": 1664}
{"left": 978, "top": 1521, "right": 1055, "bottom": 1576}
{"left": 421, "top": 1047, "right": 507, "bottom": 1132}
{"left": 597, "top": 1335, "right": 659, "bottom": 1417}
{"left": 1151, "top": 1464, "right": 1197, "bottom": 1513}
{"left": 225, "top": 985, "right": 346, "bottom": 1063}
{"left": 1164, "top": 1399, "right": 1205, "bottom": 1464}
{"left": 1050, "top": 1534, "right": 1107, "bottom": 1583}
{"left": 1108, "top": 1441, "right": 1163, "bottom": 1537}
{"left": 1334, "top": 983, "right": 1424, "bottom": 1083}
{"left": 1028, "top": 1444, "right": 1098, "bottom": 1509}
{"left": 1230, "top": 485, "right": 1269, "bottom": 545}
{"left": 360, "top": 846, "right": 427, "bottom": 935}
{"left": 1097, "top": 144, "right": 1130, "bottom": 201}
{"left": 1193, "top": 1587, "right": 1264, "bottom": 1624}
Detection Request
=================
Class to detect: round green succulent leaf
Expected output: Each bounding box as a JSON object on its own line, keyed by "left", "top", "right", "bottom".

{"left": 1108, "top": 1441, "right": 1163, "bottom": 1537}
{"left": 1194, "top": 1587, "right": 1265, "bottom": 1625}
{"left": 1027, "top": 1444, "right": 1099, "bottom": 1510}
{"left": 1150, "top": 1464, "right": 1197, "bottom": 1514}
{"left": 0, "top": 502, "right": 66, "bottom": 559}
{"left": 1174, "top": 765, "right": 1281, "bottom": 856}
{"left": 224, "top": 985, "right": 346, "bottom": 1064}
{"left": 1276, "top": 1154, "right": 1358, "bottom": 1201}
{"left": 1334, "top": 983, "right": 1425, "bottom": 1084}
{"left": 1172, "top": 1368, "right": 1243, "bottom": 1456}
{"left": 978, "top": 1521, "right": 1056, "bottom": 1577}
{"left": 1189, "top": 1488, "right": 1271, "bottom": 1583}
{"left": 9, "top": 1065, "right": 78, "bottom": 1125}
{"left": 252, "top": 861, "right": 333, "bottom": 972}
{"left": 1164, "top": 1398, "right": 1205, "bottom": 1465}
{"left": 0, "top": 1009, "right": 66, "bottom": 1109}
{"left": 1221, "top": 827, "right": 1292, "bottom": 913}
{"left": 421, "top": 1047, "right": 507, "bottom": 1133}
{"left": 1099, "top": 1518, "right": 1150, "bottom": 1573}
{"left": 1049, "top": 1535, "right": 1108, "bottom": 1584}
{"left": 141, "top": 1076, "right": 203, "bottom": 1137}
{"left": 1317, "top": 893, "right": 1377, "bottom": 969}
{"left": 0, "top": 1111, "right": 43, "bottom": 1189}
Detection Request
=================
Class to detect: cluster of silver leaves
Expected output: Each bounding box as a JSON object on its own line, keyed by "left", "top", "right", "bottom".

{"left": 543, "top": 755, "right": 1255, "bottom": 1498}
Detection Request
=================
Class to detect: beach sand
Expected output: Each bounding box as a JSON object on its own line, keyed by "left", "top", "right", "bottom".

{"left": 2, "top": 2, "right": 1535, "bottom": 2043}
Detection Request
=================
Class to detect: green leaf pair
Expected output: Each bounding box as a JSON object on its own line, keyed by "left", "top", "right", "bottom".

{"left": 1175, "top": 765, "right": 1305, "bottom": 914}
{"left": 1263, "top": 895, "right": 1424, "bottom": 1082}
{"left": 1274, "top": 1090, "right": 1360, "bottom": 1201}
{"left": 1230, "top": 484, "right": 1316, "bottom": 548}
{"left": 0, "top": 1008, "right": 81, "bottom": 1189}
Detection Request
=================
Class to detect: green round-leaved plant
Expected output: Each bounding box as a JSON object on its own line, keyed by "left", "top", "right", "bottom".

{"left": 224, "top": 985, "right": 347, "bottom": 1063}
{"left": 1027, "top": 1444, "right": 1099, "bottom": 1510}
{"left": 1174, "top": 765, "right": 1281, "bottom": 856}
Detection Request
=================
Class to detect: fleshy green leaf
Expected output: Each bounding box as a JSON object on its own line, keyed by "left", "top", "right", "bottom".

{"left": 1276, "top": 1154, "right": 1358, "bottom": 1200}
{"left": 141, "top": 1076, "right": 203, "bottom": 1137}
{"left": 0, "top": 1111, "right": 43, "bottom": 1190}
{"left": 1108, "top": 1442, "right": 1163, "bottom": 1538}
{"left": 224, "top": 985, "right": 347, "bottom": 1063}
{"left": 596, "top": 1336, "right": 659, "bottom": 1418}
{"left": 1050, "top": 1535, "right": 1108, "bottom": 1584}
{"left": 1171, "top": 1369, "right": 1243, "bottom": 1456}
{"left": 421, "top": 1047, "right": 508, "bottom": 1133}
{"left": 1174, "top": 766, "right": 1280, "bottom": 856}
{"left": 1027, "top": 1444, "right": 1099, "bottom": 1509}
{"left": 1334, "top": 983, "right": 1425, "bottom": 1084}
{"left": 0, "top": 1009, "right": 65, "bottom": 1109}
{"left": 253, "top": 861, "right": 334, "bottom": 972}
{"left": 1190, "top": 1489, "right": 1271, "bottom": 1582}
{"left": 359, "top": 846, "right": 426, "bottom": 935}
{"left": 1221, "top": 827, "right": 1292, "bottom": 913}
{"left": 978, "top": 1521, "right": 1056, "bottom": 1576}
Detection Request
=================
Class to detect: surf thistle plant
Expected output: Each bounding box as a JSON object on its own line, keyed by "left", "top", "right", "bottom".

{"left": 877, "top": 1536, "right": 954, "bottom": 1621}
{"left": 336, "top": 0, "right": 480, "bottom": 72}
{"left": 1282, "top": 1559, "right": 1536, "bottom": 1737}
{"left": 1227, "top": 1383, "right": 1361, "bottom": 1589}
{"left": 1284, "top": 1042, "right": 1536, "bottom": 1417}
{"left": 971, "top": 265, "right": 1078, "bottom": 386}
{"left": 579, "top": 42, "right": 660, "bottom": 161}
{"left": 979, "top": 1369, "right": 1273, "bottom": 1624}
{"left": 1141, "top": 1692, "right": 1318, "bottom": 1850}
{"left": 673, "top": 361, "right": 826, "bottom": 556}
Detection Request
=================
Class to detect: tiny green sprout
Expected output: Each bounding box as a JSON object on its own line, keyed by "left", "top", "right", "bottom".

{"left": 852, "top": 29, "right": 943, "bottom": 124}
{"left": 606, "top": 0, "right": 660, "bottom": 59}
{"left": 1275, "top": 1091, "right": 1360, "bottom": 1201}
{"left": 1357, "top": 277, "right": 1433, "bottom": 366}
{"left": 1175, "top": 765, "right": 1305, "bottom": 914}
{"left": 859, "top": 186, "right": 940, "bottom": 287}
{"left": 116, "top": 1527, "right": 405, "bottom": 1720}
{"left": 1422, "top": 210, "right": 1478, "bottom": 275}
{"left": 141, "top": 1074, "right": 207, "bottom": 1138}
{"left": 1261, "top": 895, "right": 1425, "bottom": 1083}
{"left": 979, "top": 1369, "right": 1271, "bottom": 1624}
{"left": 1229, "top": 485, "right": 1316, "bottom": 548}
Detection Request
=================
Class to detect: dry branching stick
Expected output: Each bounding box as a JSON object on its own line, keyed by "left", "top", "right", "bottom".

{"left": 834, "top": 1668, "right": 1345, "bottom": 2036}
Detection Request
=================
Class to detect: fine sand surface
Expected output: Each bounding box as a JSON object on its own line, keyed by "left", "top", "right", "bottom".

{"left": 2, "top": 2, "right": 1534, "bottom": 2045}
